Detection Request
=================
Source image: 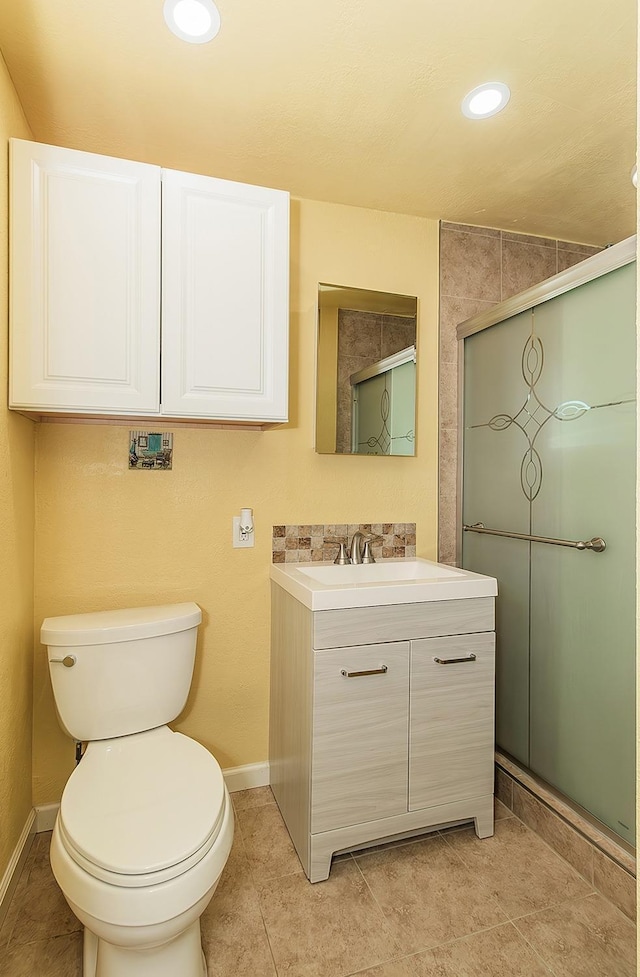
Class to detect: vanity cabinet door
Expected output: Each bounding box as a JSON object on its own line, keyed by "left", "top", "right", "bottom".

{"left": 409, "top": 633, "right": 495, "bottom": 812}
{"left": 312, "top": 642, "right": 409, "bottom": 833}
{"left": 10, "top": 139, "right": 161, "bottom": 414}
{"left": 161, "top": 168, "right": 289, "bottom": 421}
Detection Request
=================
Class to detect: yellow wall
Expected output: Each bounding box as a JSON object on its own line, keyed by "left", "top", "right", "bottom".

{"left": 32, "top": 197, "right": 439, "bottom": 804}
{"left": 0, "top": 56, "right": 35, "bottom": 874}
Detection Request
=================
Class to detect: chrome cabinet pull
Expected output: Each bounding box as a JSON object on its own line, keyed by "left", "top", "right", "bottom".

{"left": 50, "top": 655, "right": 77, "bottom": 668}
{"left": 340, "top": 665, "right": 388, "bottom": 678}
{"left": 433, "top": 654, "right": 477, "bottom": 665}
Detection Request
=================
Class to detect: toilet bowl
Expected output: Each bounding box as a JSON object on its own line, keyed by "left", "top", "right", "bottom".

{"left": 41, "top": 603, "right": 233, "bottom": 977}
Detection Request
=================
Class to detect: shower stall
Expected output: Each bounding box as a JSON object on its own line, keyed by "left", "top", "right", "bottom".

{"left": 458, "top": 237, "right": 636, "bottom": 848}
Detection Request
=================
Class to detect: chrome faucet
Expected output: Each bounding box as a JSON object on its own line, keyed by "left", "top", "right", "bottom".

{"left": 349, "top": 531, "right": 381, "bottom": 565}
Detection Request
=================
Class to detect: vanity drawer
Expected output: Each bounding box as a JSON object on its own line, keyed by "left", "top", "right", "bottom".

{"left": 312, "top": 597, "right": 494, "bottom": 650}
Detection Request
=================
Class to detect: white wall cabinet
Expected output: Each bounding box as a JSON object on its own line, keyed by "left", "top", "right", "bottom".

{"left": 270, "top": 586, "right": 496, "bottom": 882}
{"left": 10, "top": 139, "right": 289, "bottom": 424}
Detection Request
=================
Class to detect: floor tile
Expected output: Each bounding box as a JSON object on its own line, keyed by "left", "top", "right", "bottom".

{"left": 592, "top": 848, "right": 637, "bottom": 922}
{"left": 354, "top": 833, "right": 507, "bottom": 952}
{"left": 201, "top": 830, "right": 277, "bottom": 976}
{"left": 349, "top": 958, "right": 418, "bottom": 977}
{"left": 237, "top": 802, "right": 304, "bottom": 883}
{"left": 2, "top": 865, "right": 80, "bottom": 947}
{"left": 409, "top": 921, "right": 554, "bottom": 976}
{"left": 0, "top": 933, "right": 82, "bottom": 977}
{"left": 258, "top": 858, "right": 401, "bottom": 977}
{"left": 494, "top": 798, "right": 513, "bottom": 821}
{"left": 231, "top": 785, "right": 277, "bottom": 812}
{"left": 443, "top": 817, "right": 593, "bottom": 919}
{"left": 514, "top": 892, "right": 637, "bottom": 977}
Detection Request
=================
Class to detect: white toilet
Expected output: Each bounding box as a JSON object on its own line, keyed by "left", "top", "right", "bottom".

{"left": 41, "top": 602, "right": 233, "bottom": 977}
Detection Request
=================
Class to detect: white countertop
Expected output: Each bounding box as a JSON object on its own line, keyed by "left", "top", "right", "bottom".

{"left": 270, "top": 558, "right": 498, "bottom": 611}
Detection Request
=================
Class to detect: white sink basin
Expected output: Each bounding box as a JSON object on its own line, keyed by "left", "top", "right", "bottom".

{"left": 297, "top": 561, "right": 462, "bottom": 584}
{"left": 270, "top": 557, "right": 497, "bottom": 610}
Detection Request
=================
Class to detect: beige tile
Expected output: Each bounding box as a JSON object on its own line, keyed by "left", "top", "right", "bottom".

{"left": 502, "top": 231, "right": 557, "bottom": 248}
{"left": 354, "top": 833, "right": 507, "bottom": 952}
{"left": 440, "top": 222, "right": 501, "bottom": 238}
{"left": 512, "top": 783, "right": 594, "bottom": 883}
{"left": 443, "top": 818, "right": 592, "bottom": 919}
{"left": 236, "top": 802, "right": 303, "bottom": 883}
{"left": 514, "top": 892, "right": 636, "bottom": 977}
{"left": 438, "top": 369, "right": 458, "bottom": 430}
{"left": 0, "top": 933, "right": 82, "bottom": 977}
{"left": 2, "top": 871, "right": 80, "bottom": 947}
{"left": 439, "top": 296, "right": 495, "bottom": 364}
{"left": 409, "top": 921, "right": 554, "bottom": 976}
{"left": 258, "top": 858, "right": 401, "bottom": 977}
{"left": 201, "top": 831, "right": 277, "bottom": 977}
{"left": 350, "top": 957, "right": 418, "bottom": 977}
{"left": 557, "top": 249, "right": 594, "bottom": 273}
{"left": 592, "top": 848, "right": 637, "bottom": 921}
{"left": 440, "top": 228, "right": 502, "bottom": 302}
{"left": 501, "top": 239, "right": 558, "bottom": 299}
{"left": 494, "top": 767, "right": 513, "bottom": 810}
{"left": 556, "top": 240, "right": 601, "bottom": 255}
{"left": 494, "top": 798, "right": 513, "bottom": 821}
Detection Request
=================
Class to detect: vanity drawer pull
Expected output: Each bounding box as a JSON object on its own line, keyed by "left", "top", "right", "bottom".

{"left": 340, "top": 665, "right": 388, "bottom": 678}
{"left": 433, "top": 654, "right": 477, "bottom": 665}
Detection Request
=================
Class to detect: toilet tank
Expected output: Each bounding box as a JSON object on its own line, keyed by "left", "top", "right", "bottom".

{"left": 41, "top": 603, "right": 202, "bottom": 742}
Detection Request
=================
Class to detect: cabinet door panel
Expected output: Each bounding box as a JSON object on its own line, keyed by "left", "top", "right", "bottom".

{"left": 312, "top": 643, "right": 409, "bottom": 833}
{"left": 161, "top": 169, "right": 289, "bottom": 421}
{"left": 10, "top": 140, "right": 161, "bottom": 412}
{"left": 409, "top": 633, "right": 495, "bottom": 811}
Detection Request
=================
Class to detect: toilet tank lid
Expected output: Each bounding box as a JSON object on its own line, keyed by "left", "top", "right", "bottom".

{"left": 41, "top": 602, "right": 202, "bottom": 647}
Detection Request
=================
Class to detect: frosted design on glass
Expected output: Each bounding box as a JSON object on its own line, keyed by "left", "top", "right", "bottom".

{"left": 462, "top": 262, "right": 636, "bottom": 844}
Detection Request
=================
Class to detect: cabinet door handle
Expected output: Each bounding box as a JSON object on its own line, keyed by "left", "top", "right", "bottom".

{"left": 433, "top": 654, "right": 477, "bottom": 665}
{"left": 340, "top": 665, "right": 388, "bottom": 678}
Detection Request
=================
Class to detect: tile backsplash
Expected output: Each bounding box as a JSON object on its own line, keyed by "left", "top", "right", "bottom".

{"left": 272, "top": 523, "right": 416, "bottom": 563}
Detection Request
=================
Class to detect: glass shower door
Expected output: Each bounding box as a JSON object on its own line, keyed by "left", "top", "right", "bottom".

{"left": 462, "top": 260, "right": 636, "bottom": 844}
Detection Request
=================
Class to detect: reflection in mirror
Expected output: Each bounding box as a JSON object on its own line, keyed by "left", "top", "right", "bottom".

{"left": 316, "top": 284, "right": 418, "bottom": 455}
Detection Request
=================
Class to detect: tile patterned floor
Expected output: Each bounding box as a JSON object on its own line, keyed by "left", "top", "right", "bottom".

{"left": 0, "top": 789, "right": 636, "bottom": 976}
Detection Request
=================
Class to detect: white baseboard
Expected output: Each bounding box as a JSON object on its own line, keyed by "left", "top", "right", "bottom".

{"left": 223, "top": 761, "right": 270, "bottom": 793}
{"left": 35, "top": 804, "right": 60, "bottom": 833}
{"left": 0, "top": 809, "right": 36, "bottom": 930}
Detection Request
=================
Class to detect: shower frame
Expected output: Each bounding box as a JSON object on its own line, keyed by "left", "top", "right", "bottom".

{"left": 454, "top": 234, "right": 637, "bottom": 862}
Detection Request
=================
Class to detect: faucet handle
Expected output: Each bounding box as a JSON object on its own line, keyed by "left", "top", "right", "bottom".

{"left": 332, "top": 541, "right": 351, "bottom": 565}
{"left": 361, "top": 534, "right": 382, "bottom": 564}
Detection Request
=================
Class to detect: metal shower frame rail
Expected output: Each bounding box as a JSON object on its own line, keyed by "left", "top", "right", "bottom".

{"left": 462, "top": 522, "right": 606, "bottom": 553}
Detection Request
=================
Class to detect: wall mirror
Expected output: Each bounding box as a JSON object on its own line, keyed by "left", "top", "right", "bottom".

{"left": 315, "top": 283, "right": 417, "bottom": 455}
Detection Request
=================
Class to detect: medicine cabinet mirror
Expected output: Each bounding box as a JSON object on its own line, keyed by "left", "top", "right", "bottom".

{"left": 315, "top": 283, "right": 417, "bottom": 455}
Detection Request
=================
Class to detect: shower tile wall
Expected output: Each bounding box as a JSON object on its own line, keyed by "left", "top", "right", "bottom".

{"left": 437, "top": 222, "right": 601, "bottom": 565}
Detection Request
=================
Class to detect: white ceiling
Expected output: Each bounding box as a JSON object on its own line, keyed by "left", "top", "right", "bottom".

{"left": 0, "top": 0, "right": 636, "bottom": 245}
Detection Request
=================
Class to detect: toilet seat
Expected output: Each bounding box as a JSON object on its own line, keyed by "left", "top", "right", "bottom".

{"left": 57, "top": 726, "right": 226, "bottom": 888}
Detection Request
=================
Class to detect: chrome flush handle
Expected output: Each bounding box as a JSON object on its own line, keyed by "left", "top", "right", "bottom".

{"left": 50, "top": 655, "right": 77, "bottom": 668}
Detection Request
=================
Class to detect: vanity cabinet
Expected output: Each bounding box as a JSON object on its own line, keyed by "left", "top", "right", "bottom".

{"left": 10, "top": 139, "right": 289, "bottom": 424}
{"left": 270, "top": 585, "right": 496, "bottom": 882}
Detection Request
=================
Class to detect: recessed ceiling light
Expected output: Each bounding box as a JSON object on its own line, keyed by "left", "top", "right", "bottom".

{"left": 462, "top": 82, "right": 511, "bottom": 120}
{"left": 164, "top": 0, "right": 221, "bottom": 44}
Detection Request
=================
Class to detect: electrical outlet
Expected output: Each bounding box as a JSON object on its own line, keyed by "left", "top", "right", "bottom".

{"left": 232, "top": 516, "right": 254, "bottom": 548}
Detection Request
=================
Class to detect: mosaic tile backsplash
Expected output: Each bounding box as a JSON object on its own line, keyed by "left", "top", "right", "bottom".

{"left": 272, "top": 523, "right": 416, "bottom": 563}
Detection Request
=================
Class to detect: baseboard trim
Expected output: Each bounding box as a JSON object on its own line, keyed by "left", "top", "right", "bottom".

{"left": 0, "top": 809, "right": 36, "bottom": 931}
{"left": 223, "top": 761, "right": 270, "bottom": 793}
{"left": 35, "top": 804, "right": 60, "bottom": 833}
